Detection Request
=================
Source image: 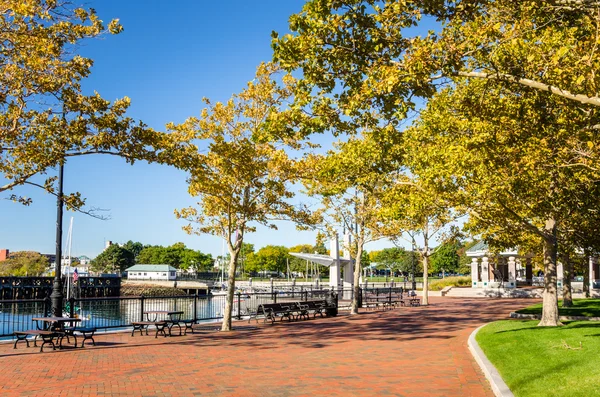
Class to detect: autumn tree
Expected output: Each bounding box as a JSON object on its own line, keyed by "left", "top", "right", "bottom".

{"left": 382, "top": 185, "right": 456, "bottom": 306}
{"left": 174, "top": 63, "right": 306, "bottom": 331}
{"left": 0, "top": 251, "right": 48, "bottom": 276}
{"left": 406, "top": 77, "right": 600, "bottom": 325}
{"left": 274, "top": 0, "right": 600, "bottom": 322}
{"left": 302, "top": 133, "right": 398, "bottom": 314}
{"left": 244, "top": 245, "right": 290, "bottom": 275}
{"left": 273, "top": 1, "right": 600, "bottom": 126}
{"left": 0, "top": 1, "right": 196, "bottom": 209}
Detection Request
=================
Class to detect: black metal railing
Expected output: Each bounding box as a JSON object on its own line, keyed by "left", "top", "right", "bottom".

{"left": 0, "top": 288, "right": 350, "bottom": 338}
{"left": 0, "top": 298, "right": 50, "bottom": 336}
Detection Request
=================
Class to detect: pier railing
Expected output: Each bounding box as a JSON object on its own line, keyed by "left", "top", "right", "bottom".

{"left": 0, "top": 288, "right": 339, "bottom": 337}
{"left": 0, "top": 286, "right": 412, "bottom": 338}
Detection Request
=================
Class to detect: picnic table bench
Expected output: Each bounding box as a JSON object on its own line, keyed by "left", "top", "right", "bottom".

{"left": 13, "top": 316, "right": 82, "bottom": 351}
{"left": 131, "top": 321, "right": 168, "bottom": 338}
{"left": 13, "top": 330, "right": 59, "bottom": 352}
{"left": 65, "top": 326, "right": 97, "bottom": 347}
{"left": 182, "top": 319, "right": 197, "bottom": 335}
{"left": 143, "top": 311, "right": 185, "bottom": 336}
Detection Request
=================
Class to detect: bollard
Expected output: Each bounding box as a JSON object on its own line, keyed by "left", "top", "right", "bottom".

{"left": 193, "top": 293, "right": 198, "bottom": 322}
{"left": 236, "top": 292, "right": 242, "bottom": 320}
{"left": 44, "top": 296, "right": 51, "bottom": 317}
{"left": 140, "top": 295, "right": 145, "bottom": 322}
{"left": 69, "top": 296, "right": 75, "bottom": 318}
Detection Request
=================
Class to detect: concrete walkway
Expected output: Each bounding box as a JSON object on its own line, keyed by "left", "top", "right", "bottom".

{"left": 0, "top": 297, "right": 534, "bottom": 397}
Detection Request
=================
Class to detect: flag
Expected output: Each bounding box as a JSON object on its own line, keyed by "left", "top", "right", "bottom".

{"left": 73, "top": 268, "right": 79, "bottom": 283}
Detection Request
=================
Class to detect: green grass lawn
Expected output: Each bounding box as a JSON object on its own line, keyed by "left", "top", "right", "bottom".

{"left": 476, "top": 320, "right": 600, "bottom": 397}
{"left": 515, "top": 299, "right": 600, "bottom": 317}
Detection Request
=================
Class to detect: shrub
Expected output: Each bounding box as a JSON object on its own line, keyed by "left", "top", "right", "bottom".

{"left": 120, "top": 283, "right": 187, "bottom": 297}
{"left": 428, "top": 276, "right": 471, "bottom": 291}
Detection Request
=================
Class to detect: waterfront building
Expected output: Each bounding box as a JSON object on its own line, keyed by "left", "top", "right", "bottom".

{"left": 125, "top": 264, "right": 177, "bottom": 281}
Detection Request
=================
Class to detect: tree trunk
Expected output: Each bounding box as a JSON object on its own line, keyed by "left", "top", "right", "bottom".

{"left": 538, "top": 219, "right": 561, "bottom": 327}
{"left": 422, "top": 254, "right": 429, "bottom": 306}
{"left": 562, "top": 253, "right": 573, "bottom": 308}
{"left": 350, "top": 243, "right": 363, "bottom": 315}
{"left": 583, "top": 256, "right": 590, "bottom": 298}
{"left": 221, "top": 250, "right": 239, "bottom": 332}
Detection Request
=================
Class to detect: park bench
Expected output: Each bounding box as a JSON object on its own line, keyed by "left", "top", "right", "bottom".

{"left": 247, "top": 304, "right": 270, "bottom": 324}
{"left": 249, "top": 300, "right": 336, "bottom": 323}
{"left": 363, "top": 294, "right": 391, "bottom": 310}
{"left": 13, "top": 330, "right": 59, "bottom": 352}
{"left": 363, "top": 292, "right": 409, "bottom": 310}
{"left": 299, "top": 300, "right": 330, "bottom": 318}
{"left": 407, "top": 297, "right": 421, "bottom": 306}
{"left": 131, "top": 321, "right": 168, "bottom": 338}
{"left": 262, "top": 303, "right": 295, "bottom": 323}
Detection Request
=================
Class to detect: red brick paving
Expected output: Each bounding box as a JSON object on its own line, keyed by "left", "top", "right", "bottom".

{"left": 0, "top": 297, "right": 534, "bottom": 397}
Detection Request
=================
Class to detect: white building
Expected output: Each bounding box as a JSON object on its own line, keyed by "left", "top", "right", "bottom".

{"left": 466, "top": 241, "right": 532, "bottom": 289}
{"left": 125, "top": 264, "right": 177, "bottom": 281}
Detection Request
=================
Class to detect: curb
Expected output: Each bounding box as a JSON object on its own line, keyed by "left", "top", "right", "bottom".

{"left": 510, "top": 312, "right": 600, "bottom": 321}
{"left": 468, "top": 325, "right": 514, "bottom": 397}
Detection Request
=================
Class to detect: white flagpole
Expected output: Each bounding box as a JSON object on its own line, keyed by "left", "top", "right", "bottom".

{"left": 66, "top": 217, "right": 73, "bottom": 301}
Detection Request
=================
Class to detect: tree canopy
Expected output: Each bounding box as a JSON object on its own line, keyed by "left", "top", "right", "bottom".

{"left": 271, "top": 0, "right": 600, "bottom": 324}
{"left": 136, "top": 243, "right": 213, "bottom": 271}
{"left": 0, "top": 1, "right": 196, "bottom": 209}
{"left": 0, "top": 251, "right": 48, "bottom": 276}
{"left": 90, "top": 244, "right": 134, "bottom": 274}
{"left": 174, "top": 63, "right": 307, "bottom": 331}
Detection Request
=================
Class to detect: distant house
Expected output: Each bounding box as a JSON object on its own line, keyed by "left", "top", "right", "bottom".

{"left": 125, "top": 264, "right": 177, "bottom": 281}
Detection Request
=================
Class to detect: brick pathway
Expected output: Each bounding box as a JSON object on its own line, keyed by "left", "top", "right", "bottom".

{"left": 0, "top": 297, "right": 533, "bottom": 397}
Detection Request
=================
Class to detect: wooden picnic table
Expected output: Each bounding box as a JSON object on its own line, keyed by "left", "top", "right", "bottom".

{"left": 143, "top": 311, "right": 184, "bottom": 336}
{"left": 31, "top": 317, "right": 81, "bottom": 349}
{"left": 32, "top": 316, "right": 81, "bottom": 331}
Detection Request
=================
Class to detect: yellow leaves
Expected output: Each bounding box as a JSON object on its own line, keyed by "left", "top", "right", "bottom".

{"left": 0, "top": 2, "right": 200, "bottom": 207}
{"left": 107, "top": 19, "right": 123, "bottom": 35}
{"left": 174, "top": 63, "right": 303, "bottom": 244}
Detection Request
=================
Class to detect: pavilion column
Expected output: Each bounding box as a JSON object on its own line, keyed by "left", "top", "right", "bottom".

{"left": 508, "top": 256, "right": 517, "bottom": 288}
{"left": 591, "top": 257, "right": 599, "bottom": 291}
{"left": 329, "top": 236, "right": 341, "bottom": 289}
{"left": 525, "top": 257, "right": 533, "bottom": 285}
{"left": 557, "top": 260, "right": 564, "bottom": 289}
{"left": 481, "top": 256, "right": 490, "bottom": 287}
{"left": 471, "top": 257, "right": 479, "bottom": 288}
{"left": 488, "top": 259, "right": 495, "bottom": 283}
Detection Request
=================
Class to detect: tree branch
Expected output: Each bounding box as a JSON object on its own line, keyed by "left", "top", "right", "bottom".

{"left": 456, "top": 71, "right": 600, "bottom": 107}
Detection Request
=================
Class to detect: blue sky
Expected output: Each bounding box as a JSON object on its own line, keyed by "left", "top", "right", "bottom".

{"left": 1, "top": 1, "right": 429, "bottom": 259}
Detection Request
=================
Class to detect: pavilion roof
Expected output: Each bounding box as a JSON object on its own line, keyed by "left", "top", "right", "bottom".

{"left": 289, "top": 252, "right": 352, "bottom": 267}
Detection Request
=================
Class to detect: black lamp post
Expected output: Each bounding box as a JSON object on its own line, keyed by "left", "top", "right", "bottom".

{"left": 411, "top": 240, "right": 417, "bottom": 291}
{"left": 50, "top": 163, "right": 64, "bottom": 317}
